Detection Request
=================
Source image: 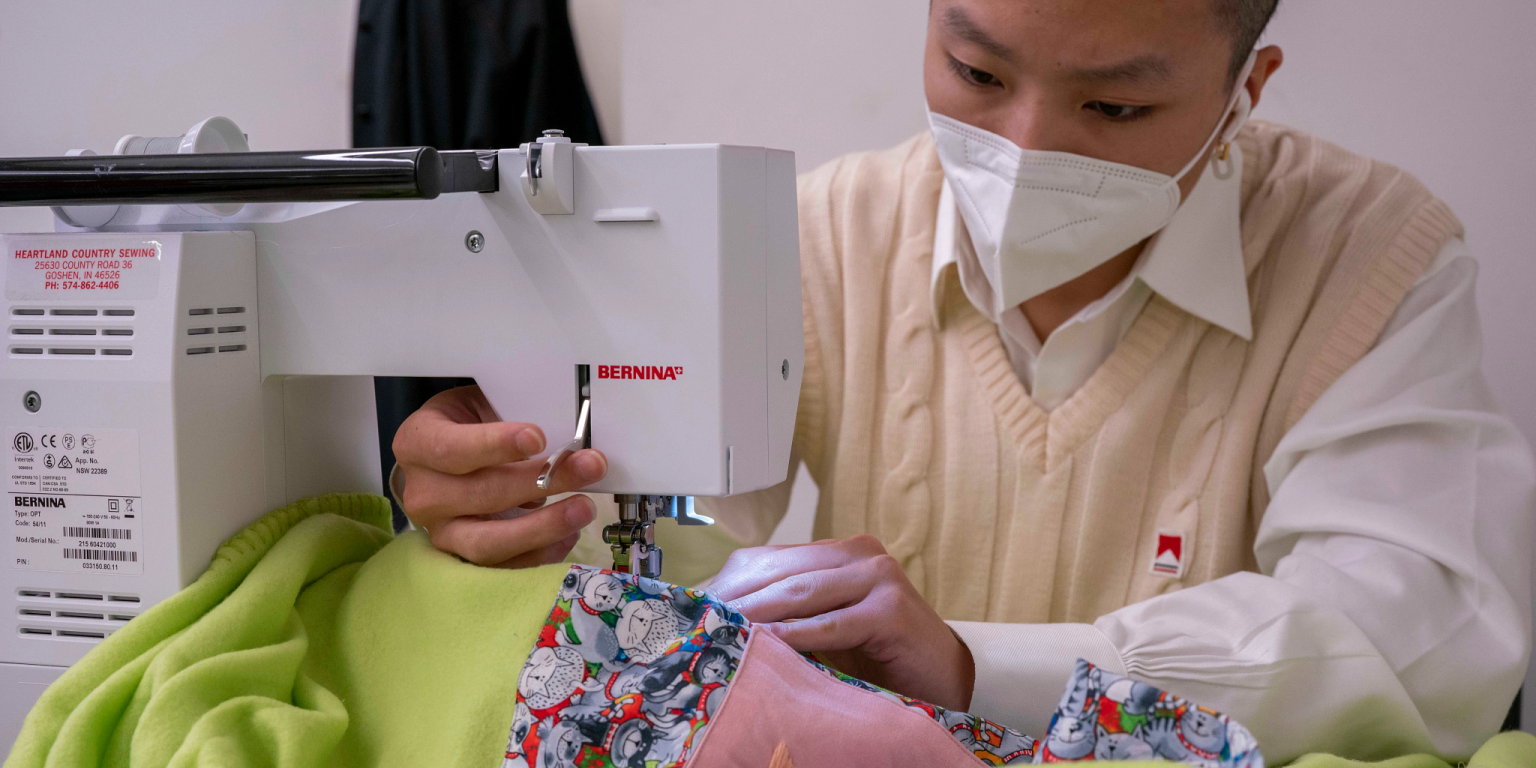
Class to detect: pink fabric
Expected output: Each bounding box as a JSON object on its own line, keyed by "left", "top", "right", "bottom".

{"left": 689, "top": 630, "right": 988, "bottom": 768}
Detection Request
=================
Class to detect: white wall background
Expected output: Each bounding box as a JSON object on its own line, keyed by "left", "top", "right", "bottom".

{"left": 616, "top": 0, "right": 929, "bottom": 171}
{"left": 1, "top": 0, "right": 1532, "bottom": 733}
{"left": 0, "top": 0, "right": 357, "bottom": 232}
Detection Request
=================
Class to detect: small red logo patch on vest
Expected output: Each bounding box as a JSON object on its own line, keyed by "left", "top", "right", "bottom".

{"left": 1151, "top": 530, "right": 1184, "bottom": 578}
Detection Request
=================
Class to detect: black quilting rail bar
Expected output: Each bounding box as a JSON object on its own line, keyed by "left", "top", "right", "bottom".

{"left": 0, "top": 148, "right": 499, "bottom": 207}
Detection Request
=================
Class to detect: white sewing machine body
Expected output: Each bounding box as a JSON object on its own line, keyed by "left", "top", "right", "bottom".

{"left": 0, "top": 141, "right": 803, "bottom": 743}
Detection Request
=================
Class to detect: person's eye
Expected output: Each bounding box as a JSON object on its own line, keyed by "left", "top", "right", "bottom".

{"left": 1085, "top": 101, "right": 1154, "bottom": 122}
{"left": 947, "top": 56, "right": 1002, "bottom": 88}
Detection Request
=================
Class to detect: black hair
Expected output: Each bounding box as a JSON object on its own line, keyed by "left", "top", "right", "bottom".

{"left": 1216, "top": 0, "right": 1281, "bottom": 82}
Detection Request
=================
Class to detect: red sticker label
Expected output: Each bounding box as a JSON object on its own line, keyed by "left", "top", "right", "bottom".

{"left": 1151, "top": 530, "right": 1184, "bottom": 578}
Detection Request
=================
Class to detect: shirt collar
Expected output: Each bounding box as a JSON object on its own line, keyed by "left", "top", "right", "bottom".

{"left": 930, "top": 181, "right": 966, "bottom": 326}
{"left": 930, "top": 142, "right": 1252, "bottom": 341}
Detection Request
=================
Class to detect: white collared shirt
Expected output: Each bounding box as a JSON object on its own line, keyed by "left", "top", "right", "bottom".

{"left": 936, "top": 147, "right": 1535, "bottom": 760}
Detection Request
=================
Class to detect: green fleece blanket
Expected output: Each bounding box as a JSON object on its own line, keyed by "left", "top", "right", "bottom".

{"left": 5, "top": 494, "right": 1535, "bottom": 768}
{"left": 4, "top": 494, "right": 567, "bottom": 768}
{"left": 1289, "top": 731, "right": 1536, "bottom": 768}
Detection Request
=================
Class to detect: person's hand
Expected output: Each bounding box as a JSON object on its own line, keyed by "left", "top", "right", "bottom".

{"left": 392, "top": 385, "right": 608, "bottom": 568}
{"left": 708, "top": 535, "right": 975, "bottom": 711}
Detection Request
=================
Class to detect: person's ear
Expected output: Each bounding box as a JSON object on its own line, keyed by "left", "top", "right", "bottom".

{"left": 1246, "top": 45, "right": 1285, "bottom": 112}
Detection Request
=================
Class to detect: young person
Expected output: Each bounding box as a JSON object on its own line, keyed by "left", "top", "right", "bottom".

{"left": 390, "top": 1, "right": 1534, "bottom": 761}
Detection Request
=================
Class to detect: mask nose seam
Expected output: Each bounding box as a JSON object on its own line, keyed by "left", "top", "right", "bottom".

{"left": 949, "top": 125, "right": 1169, "bottom": 188}
{"left": 965, "top": 139, "right": 1026, "bottom": 188}
{"left": 948, "top": 118, "right": 1022, "bottom": 159}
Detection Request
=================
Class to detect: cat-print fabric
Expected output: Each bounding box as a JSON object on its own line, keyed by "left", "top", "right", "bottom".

{"left": 503, "top": 565, "right": 750, "bottom": 768}
{"left": 504, "top": 565, "right": 1262, "bottom": 768}
{"left": 1036, "top": 659, "right": 1263, "bottom": 767}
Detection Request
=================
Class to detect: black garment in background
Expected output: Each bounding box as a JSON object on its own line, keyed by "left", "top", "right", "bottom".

{"left": 353, "top": 0, "right": 604, "bottom": 151}
{"left": 353, "top": 0, "right": 606, "bottom": 531}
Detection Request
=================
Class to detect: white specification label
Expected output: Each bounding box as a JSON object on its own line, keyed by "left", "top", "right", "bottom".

{"left": 8, "top": 428, "right": 143, "bottom": 575}
{"left": 6, "top": 237, "right": 162, "bottom": 301}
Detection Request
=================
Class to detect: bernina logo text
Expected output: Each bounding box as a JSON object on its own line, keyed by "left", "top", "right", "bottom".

{"left": 15, "top": 496, "right": 65, "bottom": 508}
{"left": 598, "top": 365, "right": 683, "bottom": 381}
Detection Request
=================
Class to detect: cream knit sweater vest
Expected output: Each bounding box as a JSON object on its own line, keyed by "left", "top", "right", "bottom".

{"left": 791, "top": 122, "right": 1463, "bottom": 625}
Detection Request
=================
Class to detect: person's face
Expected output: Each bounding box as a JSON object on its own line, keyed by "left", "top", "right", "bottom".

{"left": 924, "top": 0, "right": 1282, "bottom": 202}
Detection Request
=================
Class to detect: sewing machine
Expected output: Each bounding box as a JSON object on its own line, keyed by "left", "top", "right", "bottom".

{"left": 0, "top": 117, "right": 803, "bottom": 745}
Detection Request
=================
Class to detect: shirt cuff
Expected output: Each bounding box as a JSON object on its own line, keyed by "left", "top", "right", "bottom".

{"left": 946, "top": 620, "right": 1126, "bottom": 737}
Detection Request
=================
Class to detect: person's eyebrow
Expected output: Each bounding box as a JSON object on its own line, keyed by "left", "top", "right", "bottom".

{"left": 941, "top": 6, "right": 1016, "bottom": 63}
{"left": 1064, "top": 55, "right": 1175, "bottom": 85}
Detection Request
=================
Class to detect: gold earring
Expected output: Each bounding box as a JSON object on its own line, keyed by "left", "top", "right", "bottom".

{"left": 1217, "top": 142, "right": 1232, "bottom": 162}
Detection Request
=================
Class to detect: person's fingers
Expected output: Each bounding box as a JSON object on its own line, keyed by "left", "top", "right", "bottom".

{"left": 395, "top": 416, "right": 546, "bottom": 475}
{"left": 497, "top": 530, "right": 583, "bottom": 569}
{"left": 709, "top": 534, "right": 888, "bottom": 601}
{"left": 403, "top": 449, "right": 607, "bottom": 526}
{"left": 759, "top": 598, "right": 884, "bottom": 653}
{"left": 728, "top": 555, "right": 887, "bottom": 624}
{"left": 428, "top": 495, "right": 597, "bottom": 566}
{"left": 438, "top": 384, "right": 501, "bottom": 424}
{"left": 393, "top": 389, "right": 547, "bottom": 475}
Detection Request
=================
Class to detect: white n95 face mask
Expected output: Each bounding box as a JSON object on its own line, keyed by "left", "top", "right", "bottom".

{"left": 929, "top": 53, "right": 1257, "bottom": 311}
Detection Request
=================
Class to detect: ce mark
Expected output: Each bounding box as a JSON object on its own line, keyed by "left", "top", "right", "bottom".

{"left": 35, "top": 434, "right": 61, "bottom": 449}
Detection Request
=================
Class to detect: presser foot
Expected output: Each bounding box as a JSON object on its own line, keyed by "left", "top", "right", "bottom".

{"left": 604, "top": 517, "right": 661, "bottom": 578}
{"left": 603, "top": 494, "right": 714, "bottom": 578}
